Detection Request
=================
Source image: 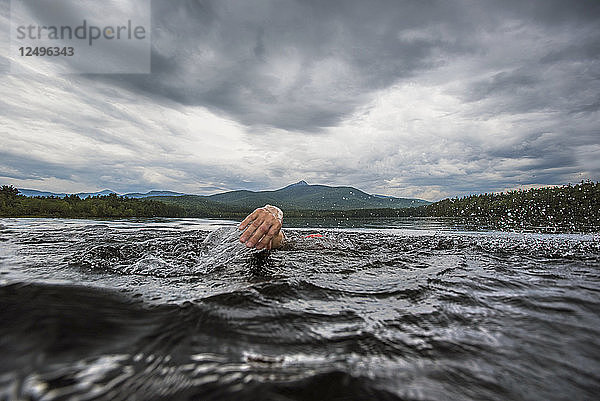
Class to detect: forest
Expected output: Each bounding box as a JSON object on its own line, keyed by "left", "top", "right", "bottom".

{"left": 0, "top": 186, "right": 184, "bottom": 218}
{"left": 421, "top": 180, "right": 599, "bottom": 231}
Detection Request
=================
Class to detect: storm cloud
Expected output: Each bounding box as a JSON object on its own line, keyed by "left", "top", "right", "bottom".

{"left": 1, "top": 0, "right": 599, "bottom": 200}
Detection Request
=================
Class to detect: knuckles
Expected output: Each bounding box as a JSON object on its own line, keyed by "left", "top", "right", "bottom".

{"left": 240, "top": 207, "right": 282, "bottom": 249}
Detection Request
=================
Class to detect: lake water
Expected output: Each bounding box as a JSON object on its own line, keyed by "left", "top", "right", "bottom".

{"left": 0, "top": 218, "right": 599, "bottom": 400}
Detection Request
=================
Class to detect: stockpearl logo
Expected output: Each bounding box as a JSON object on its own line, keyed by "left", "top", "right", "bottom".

{"left": 10, "top": 0, "right": 151, "bottom": 74}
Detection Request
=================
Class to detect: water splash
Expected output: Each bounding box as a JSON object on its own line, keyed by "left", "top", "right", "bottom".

{"left": 0, "top": 218, "right": 599, "bottom": 400}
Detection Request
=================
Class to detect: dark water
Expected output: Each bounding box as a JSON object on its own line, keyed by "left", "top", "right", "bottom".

{"left": 0, "top": 218, "right": 599, "bottom": 401}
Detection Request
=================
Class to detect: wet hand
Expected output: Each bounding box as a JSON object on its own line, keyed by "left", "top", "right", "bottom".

{"left": 238, "top": 205, "right": 283, "bottom": 250}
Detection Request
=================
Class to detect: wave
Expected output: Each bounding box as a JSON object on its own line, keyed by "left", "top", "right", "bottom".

{"left": 0, "top": 219, "right": 599, "bottom": 400}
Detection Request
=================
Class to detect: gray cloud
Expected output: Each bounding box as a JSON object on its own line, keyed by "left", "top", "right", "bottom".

{"left": 98, "top": 0, "right": 482, "bottom": 130}
{"left": 117, "top": 0, "right": 599, "bottom": 132}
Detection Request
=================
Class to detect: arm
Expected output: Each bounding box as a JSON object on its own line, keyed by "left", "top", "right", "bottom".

{"left": 238, "top": 204, "right": 284, "bottom": 250}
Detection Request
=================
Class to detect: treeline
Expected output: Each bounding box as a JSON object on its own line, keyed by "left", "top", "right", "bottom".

{"left": 422, "top": 180, "right": 600, "bottom": 231}
{"left": 282, "top": 208, "right": 422, "bottom": 218}
{"left": 150, "top": 195, "right": 251, "bottom": 218}
{"left": 0, "top": 186, "right": 185, "bottom": 218}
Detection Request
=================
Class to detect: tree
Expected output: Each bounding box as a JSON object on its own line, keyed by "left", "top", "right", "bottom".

{"left": 0, "top": 185, "right": 19, "bottom": 199}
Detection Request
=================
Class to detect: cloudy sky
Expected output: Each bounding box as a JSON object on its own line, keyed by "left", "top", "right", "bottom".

{"left": 1, "top": 0, "right": 599, "bottom": 200}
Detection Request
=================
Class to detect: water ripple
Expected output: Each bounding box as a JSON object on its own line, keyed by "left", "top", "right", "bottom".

{"left": 0, "top": 218, "right": 598, "bottom": 400}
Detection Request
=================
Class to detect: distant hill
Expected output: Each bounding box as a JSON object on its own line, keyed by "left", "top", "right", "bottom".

{"left": 17, "top": 189, "right": 118, "bottom": 199}
{"left": 18, "top": 189, "right": 69, "bottom": 198}
{"left": 18, "top": 189, "right": 184, "bottom": 199}
{"left": 75, "top": 189, "right": 118, "bottom": 198}
{"left": 124, "top": 190, "right": 185, "bottom": 198}
{"left": 152, "top": 181, "right": 430, "bottom": 211}
{"left": 2, "top": 187, "right": 184, "bottom": 218}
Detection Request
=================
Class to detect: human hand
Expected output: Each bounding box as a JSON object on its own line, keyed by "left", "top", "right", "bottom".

{"left": 238, "top": 205, "right": 283, "bottom": 250}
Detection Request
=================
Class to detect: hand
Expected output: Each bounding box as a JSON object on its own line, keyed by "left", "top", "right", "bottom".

{"left": 238, "top": 205, "right": 283, "bottom": 250}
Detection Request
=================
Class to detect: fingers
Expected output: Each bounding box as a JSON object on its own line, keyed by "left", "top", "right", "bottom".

{"left": 239, "top": 218, "right": 262, "bottom": 244}
{"left": 239, "top": 212, "right": 281, "bottom": 250}
{"left": 239, "top": 209, "right": 260, "bottom": 231}
{"left": 255, "top": 225, "right": 280, "bottom": 250}
{"left": 238, "top": 206, "right": 283, "bottom": 250}
{"left": 245, "top": 221, "right": 273, "bottom": 249}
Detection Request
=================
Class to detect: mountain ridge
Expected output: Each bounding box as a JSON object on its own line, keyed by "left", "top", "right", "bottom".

{"left": 17, "top": 181, "right": 430, "bottom": 211}
{"left": 155, "top": 181, "right": 430, "bottom": 211}
{"left": 17, "top": 189, "right": 185, "bottom": 199}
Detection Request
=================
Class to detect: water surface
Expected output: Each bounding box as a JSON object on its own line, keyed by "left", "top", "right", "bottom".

{"left": 0, "top": 218, "right": 598, "bottom": 400}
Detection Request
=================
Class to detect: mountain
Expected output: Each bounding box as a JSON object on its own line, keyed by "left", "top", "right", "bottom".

{"left": 17, "top": 189, "right": 118, "bottom": 198}
{"left": 18, "top": 189, "right": 68, "bottom": 198}
{"left": 75, "top": 189, "right": 118, "bottom": 198}
{"left": 18, "top": 189, "right": 184, "bottom": 199}
{"left": 124, "top": 190, "right": 185, "bottom": 198}
{"left": 282, "top": 180, "right": 309, "bottom": 189}
{"left": 17, "top": 181, "right": 430, "bottom": 211}
{"left": 152, "top": 181, "right": 431, "bottom": 211}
